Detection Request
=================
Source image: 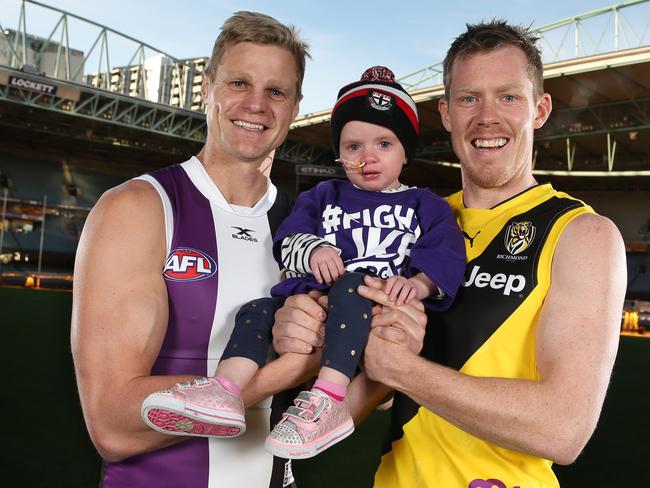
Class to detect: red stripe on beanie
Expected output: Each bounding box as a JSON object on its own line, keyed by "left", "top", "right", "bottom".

{"left": 332, "top": 87, "right": 418, "bottom": 134}
{"left": 392, "top": 94, "right": 419, "bottom": 135}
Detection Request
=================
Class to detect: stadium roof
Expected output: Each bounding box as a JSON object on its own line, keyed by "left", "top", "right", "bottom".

{"left": 1, "top": 0, "right": 649, "bottom": 189}
{"left": 281, "top": 45, "right": 650, "bottom": 192}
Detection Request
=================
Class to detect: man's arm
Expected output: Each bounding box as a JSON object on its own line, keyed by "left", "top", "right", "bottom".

{"left": 361, "top": 213, "right": 626, "bottom": 465}
{"left": 242, "top": 351, "right": 321, "bottom": 407}
{"left": 71, "top": 180, "right": 193, "bottom": 462}
{"left": 72, "top": 181, "right": 319, "bottom": 462}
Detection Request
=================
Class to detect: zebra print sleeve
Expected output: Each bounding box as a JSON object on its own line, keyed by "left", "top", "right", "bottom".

{"left": 280, "top": 233, "right": 341, "bottom": 274}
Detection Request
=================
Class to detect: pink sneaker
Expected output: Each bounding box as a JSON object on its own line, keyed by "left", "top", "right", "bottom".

{"left": 265, "top": 389, "right": 354, "bottom": 459}
{"left": 141, "top": 377, "right": 245, "bottom": 438}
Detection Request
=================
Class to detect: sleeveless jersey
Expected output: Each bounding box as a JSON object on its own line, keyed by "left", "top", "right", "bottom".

{"left": 374, "top": 184, "right": 594, "bottom": 488}
{"left": 100, "top": 157, "right": 295, "bottom": 488}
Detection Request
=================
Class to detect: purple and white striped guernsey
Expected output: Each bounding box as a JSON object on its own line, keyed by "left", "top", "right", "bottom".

{"left": 100, "top": 157, "right": 295, "bottom": 488}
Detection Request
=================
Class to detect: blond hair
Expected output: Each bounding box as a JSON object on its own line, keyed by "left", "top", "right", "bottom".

{"left": 205, "top": 11, "right": 311, "bottom": 97}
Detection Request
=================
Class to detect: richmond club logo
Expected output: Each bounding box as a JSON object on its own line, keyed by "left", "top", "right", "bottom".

{"left": 163, "top": 248, "right": 217, "bottom": 281}
{"left": 504, "top": 221, "right": 536, "bottom": 255}
{"left": 368, "top": 90, "right": 393, "bottom": 111}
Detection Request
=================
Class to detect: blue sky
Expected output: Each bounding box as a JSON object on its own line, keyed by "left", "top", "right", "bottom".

{"left": 0, "top": 0, "right": 641, "bottom": 114}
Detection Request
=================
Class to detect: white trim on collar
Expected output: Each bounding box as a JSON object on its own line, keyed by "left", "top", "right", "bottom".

{"left": 351, "top": 183, "right": 413, "bottom": 193}
{"left": 181, "top": 156, "right": 277, "bottom": 217}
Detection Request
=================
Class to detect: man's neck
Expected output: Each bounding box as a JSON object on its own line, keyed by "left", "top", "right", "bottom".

{"left": 196, "top": 146, "right": 269, "bottom": 208}
{"left": 462, "top": 173, "right": 538, "bottom": 209}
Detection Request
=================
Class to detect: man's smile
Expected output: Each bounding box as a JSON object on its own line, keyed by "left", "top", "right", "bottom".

{"left": 232, "top": 120, "right": 267, "bottom": 131}
{"left": 471, "top": 137, "right": 509, "bottom": 149}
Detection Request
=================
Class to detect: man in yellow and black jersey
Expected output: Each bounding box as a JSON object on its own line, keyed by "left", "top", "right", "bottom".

{"left": 364, "top": 21, "right": 627, "bottom": 488}
{"left": 272, "top": 20, "right": 626, "bottom": 488}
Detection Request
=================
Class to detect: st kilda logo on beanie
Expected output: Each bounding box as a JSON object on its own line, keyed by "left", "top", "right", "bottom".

{"left": 367, "top": 90, "right": 394, "bottom": 112}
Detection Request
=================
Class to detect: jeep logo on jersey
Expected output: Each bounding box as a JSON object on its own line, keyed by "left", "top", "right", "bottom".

{"left": 463, "top": 265, "right": 526, "bottom": 296}
{"left": 231, "top": 226, "right": 258, "bottom": 242}
{"left": 163, "top": 248, "right": 216, "bottom": 281}
{"left": 504, "top": 221, "right": 536, "bottom": 255}
{"left": 368, "top": 90, "right": 393, "bottom": 111}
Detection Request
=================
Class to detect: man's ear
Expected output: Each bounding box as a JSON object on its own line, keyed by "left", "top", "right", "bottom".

{"left": 534, "top": 93, "right": 552, "bottom": 129}
{"left": 259, "top": 150, "right": 275, "bottom": 179}
{"left": 439, "top": 97, "right": 452, "bottom": 133}
{"left": 201, "top": 78, "right": 210, "bottom": 105}
{"left": 291, "top": 93, "right": 302, "bottom": 122}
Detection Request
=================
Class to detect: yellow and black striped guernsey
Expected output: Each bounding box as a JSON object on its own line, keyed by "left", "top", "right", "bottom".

{"left": 374, "top": 184, "right": 594, "bottom": 488}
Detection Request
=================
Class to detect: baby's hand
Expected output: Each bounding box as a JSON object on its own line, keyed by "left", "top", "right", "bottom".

{"left": 310, "top": 246, "right": 344, "bottom": 285}
{"left": 384, "top": 276, "right": 418, "bottom": 305}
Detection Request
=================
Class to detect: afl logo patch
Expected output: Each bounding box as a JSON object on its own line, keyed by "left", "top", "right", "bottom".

{"left": 163, "top": 248, "right": 217, "bottom": 282}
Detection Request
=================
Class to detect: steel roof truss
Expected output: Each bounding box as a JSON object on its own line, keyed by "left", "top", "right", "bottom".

{"left": 115, "top": 103, "right": 137, "bottom": 125}
{"left": 133, "top": 107, "right": 156, "bottom": 128}
{"left": 94, "top": 99, "right": 118, "bottom": 119}
{"left": 170, "top": 117, "right": 190, "bottom": 136}
{"left": 607, "top": 132, "right": 618, "bottom": 170}
{"left": 152, "top": 112, "right": 175, "bottom": 132}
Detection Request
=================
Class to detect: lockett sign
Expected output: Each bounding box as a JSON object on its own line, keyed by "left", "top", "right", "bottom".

{"left": 8, "top": 75, "right": 57, "bottom": 95}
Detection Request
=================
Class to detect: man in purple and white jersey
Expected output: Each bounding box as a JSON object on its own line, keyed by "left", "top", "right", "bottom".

{"left": 71, "top": 11, "right": 318, "bottom": 487}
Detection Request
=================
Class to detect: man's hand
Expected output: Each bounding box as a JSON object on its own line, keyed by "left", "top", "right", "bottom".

{"left": 358, "top": 276, "right": 427, "bottom": 384}
{"left": 309, "top": 246, "right": 344, "bottom": 285}
{"left": 362, "top": 276, "right": 427, "bottom": 353}
{"left": 273, "top": 291, "right": 326, "bottom": 354}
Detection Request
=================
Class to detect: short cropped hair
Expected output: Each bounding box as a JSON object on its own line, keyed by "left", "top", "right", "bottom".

{"left": 443, "top": 20, "right": 544, "bottom": 98}
{"left": 205, "top": 11, "right": 311, "bottom": 97}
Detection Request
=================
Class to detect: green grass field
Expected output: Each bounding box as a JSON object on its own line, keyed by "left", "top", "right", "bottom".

{"left": 3, "top": 286, "right": 648, "bottom": 487}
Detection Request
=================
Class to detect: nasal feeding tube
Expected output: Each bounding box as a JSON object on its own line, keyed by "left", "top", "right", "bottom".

{"left": 335, "top": 157, "right": 366, "bottom": 174}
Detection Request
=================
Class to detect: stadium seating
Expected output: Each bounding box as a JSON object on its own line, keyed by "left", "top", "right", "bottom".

{"left": 0, "top": 153, "right": 129, "bottom": 279}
